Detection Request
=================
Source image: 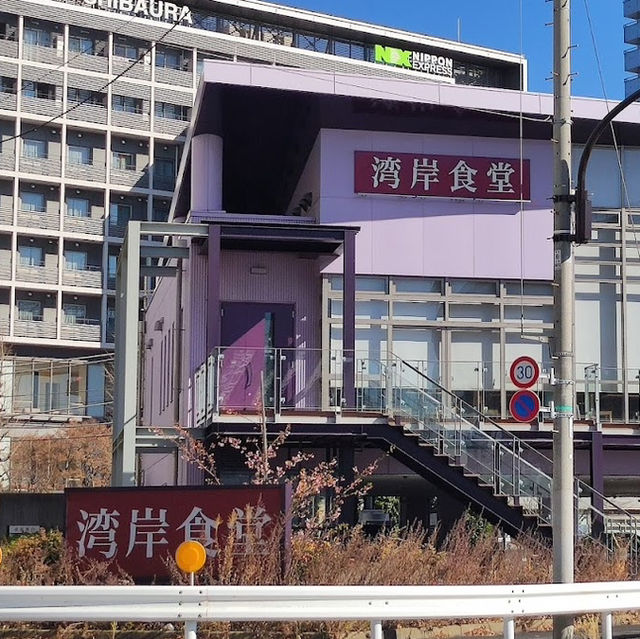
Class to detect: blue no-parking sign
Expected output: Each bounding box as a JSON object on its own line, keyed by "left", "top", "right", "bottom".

{"left": 509, "top": 389, "right": 540, "bottom": 423}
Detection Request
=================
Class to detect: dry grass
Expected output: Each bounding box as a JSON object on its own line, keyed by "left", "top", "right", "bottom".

{"left": 0, "top": 515, "right": 636, "bottom": 638}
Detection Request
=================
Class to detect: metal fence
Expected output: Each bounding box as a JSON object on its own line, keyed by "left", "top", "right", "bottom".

{"left": 0, "top": 582, "right": 637, "bottom": 639}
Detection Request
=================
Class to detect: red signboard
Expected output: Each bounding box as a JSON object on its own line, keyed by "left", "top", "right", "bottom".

{"left": 65, "top": 485, "right": 289, "bottom": 580}
{"left": 354, "top": 151, "right": 530, "bottom": 201}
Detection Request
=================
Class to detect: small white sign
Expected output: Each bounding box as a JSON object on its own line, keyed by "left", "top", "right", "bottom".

{"left": 8, "top": 525, "right": 40, "bottom": 535}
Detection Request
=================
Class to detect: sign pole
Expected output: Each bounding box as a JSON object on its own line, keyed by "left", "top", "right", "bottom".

{"left": 552, "top": 0, "right": 575, "bottom": 637}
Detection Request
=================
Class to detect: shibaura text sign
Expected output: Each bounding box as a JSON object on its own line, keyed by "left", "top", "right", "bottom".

{"left": 66, "top": 485, "right": 289, "bottom": 580}
{"left": 355, "top": 152, "right": 531, "bottom": 201}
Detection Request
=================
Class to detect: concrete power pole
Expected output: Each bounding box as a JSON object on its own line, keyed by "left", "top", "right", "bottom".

{"left": 552, "top": 0, "right": 575, "bottom": 638}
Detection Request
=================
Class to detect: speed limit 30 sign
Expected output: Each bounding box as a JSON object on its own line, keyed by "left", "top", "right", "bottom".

{"left": 509, "top": 356, "right": 540, "bottom": 388}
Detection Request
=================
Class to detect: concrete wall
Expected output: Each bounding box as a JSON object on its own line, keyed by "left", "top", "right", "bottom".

{"left": 0, "top": 493, "right": 65, "bottom": 537}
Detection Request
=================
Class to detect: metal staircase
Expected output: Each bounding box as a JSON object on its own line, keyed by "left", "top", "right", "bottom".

{"left": 366, "top": 355, "right": 640, "bottom": 558}
{"left": 193, "top": 345, "right": 640, "bottom": 560}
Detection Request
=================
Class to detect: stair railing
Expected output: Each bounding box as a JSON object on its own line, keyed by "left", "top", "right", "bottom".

{"left": 381, "top": 354, "right": 640, "bottom": 557}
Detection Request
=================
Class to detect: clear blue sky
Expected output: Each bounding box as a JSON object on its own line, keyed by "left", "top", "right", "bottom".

{"left": 275, "top": 0, "right": 627, "bottom": 99}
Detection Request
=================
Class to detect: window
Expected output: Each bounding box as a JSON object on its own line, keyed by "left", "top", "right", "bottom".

{"left": 17, "top": 299, "right": 42, "bottom": 321}
{"left": 110, "top": 202, "right": 131, "bottom": 226}
{"left": 154, "top": 158, "right": 174, "bottom": 179}
{"left": 69, "top": 35, "right": 94, "bottom": 55}
{"left": 24, "top": 27, "right": 52, "bottom": 48}
{"left": 20, "top": 191, "right": 45, "bottom": 212}
{"left": 66, "top": 197, "right": 89, "bottom": 218}
{"left": 0, "top": 76, "right": 16, "bottom": 94}
{"left": 112, "top": 151, "right": 135, "bottom": 171}
{"left": 18, "top": 245, "right": 43, "bottom": 266}
{"left": 67, "top": 87, "right": 104, "bottom": 107}
{"left": 67, "top": 145, "right": 92, "bottom": 165}
{"left": 22, "top": 139, "right": 47, "bottom": 159}
{"left": 155, "top": 47, "right": 183, "bottom": 70}
{"left": 108, "top": 254, "right": 117, "bottom": 278}
{"left": 112, "top": 94, "right": 141, "bottom": 114}
{"left": 64, "top": 250, "right": 87, "bottom": 271}
{"left": 22, "top": 81, "right": 55, "bottom": 100}
{"left": 63, "top": 303, "right": 86, "bottom": 324}
{"left": 154, "top": 102, "right": 189, "bottom": 121}
{"left": 113, "top": 40, "right": 138, "bottom": 60}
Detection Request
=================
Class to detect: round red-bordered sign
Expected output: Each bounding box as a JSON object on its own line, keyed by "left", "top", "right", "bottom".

{"left": 509, "top": 356, "right": 540, "bottom": 389}
{"left": 509, "top": 390, "right": 540, "bottom": 423}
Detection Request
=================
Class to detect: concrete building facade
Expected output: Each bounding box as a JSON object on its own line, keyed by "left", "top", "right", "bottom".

{"left": 126, "top": 61, "right": 640, "bottom": 532}
{"left": 0, "top": 0, "right": 524, "bottom": 432}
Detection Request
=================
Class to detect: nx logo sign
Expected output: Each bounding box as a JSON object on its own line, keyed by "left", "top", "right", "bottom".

{"left": 82, "top": 0, "right": 193, "bottom": 25}
{"left": 374, "top": 44, "right": 454, "bottom": 79}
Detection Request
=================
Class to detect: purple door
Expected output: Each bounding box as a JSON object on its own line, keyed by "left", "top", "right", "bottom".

{"left": 219, "top": 303, "right": 295, "bottom": 411}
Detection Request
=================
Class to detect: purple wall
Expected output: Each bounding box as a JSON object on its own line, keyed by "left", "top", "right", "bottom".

{"left": 143, "top": 275, "right": 178, "bottom": 429}
{"left": 220, "top": 250, "right": 322, "bottom": 351}
{"left": 317, "top": 129, "right": 553, "bottom": 281}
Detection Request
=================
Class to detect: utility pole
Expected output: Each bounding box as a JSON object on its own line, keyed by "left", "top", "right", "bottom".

{"left": 552, "top": 0, "right": 575, "bottom": 638}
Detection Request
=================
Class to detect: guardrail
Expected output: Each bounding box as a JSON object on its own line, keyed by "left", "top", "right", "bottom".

{"left": 0, "top": 582, "right": 636, "bottom": 639}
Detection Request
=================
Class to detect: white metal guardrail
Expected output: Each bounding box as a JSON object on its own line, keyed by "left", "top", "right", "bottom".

{"left": 0, "top": 583, "right": 637, "bottom": 639}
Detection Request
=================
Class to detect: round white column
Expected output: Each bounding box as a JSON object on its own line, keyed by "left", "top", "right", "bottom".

{"left": 190, "top": 134, "right": 223, "bottom": 213}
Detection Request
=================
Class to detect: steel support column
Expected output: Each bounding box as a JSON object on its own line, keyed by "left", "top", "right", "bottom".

{"left": 342, "top": 230, "right": 356, "bottom": 409}
{"left": 113, "top": 221, "right": 141, "bottom": 486}
{"left": 207, "top": 224, "right": 221, "bottom": 354}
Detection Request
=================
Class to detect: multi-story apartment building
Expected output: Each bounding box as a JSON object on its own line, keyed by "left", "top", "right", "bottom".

{"left": 0, "top": 0, "right": 525, "bottom": 427}
{"left": 625, "top": 0, "right": 640, "bottom": 95}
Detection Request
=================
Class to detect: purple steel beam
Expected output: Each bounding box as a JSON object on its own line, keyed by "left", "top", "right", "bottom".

{"left": 342, "top": 230, "right": 356, "bottom": 409}
{"left": 207, "top": 224, "right": 221, "bottom": 354}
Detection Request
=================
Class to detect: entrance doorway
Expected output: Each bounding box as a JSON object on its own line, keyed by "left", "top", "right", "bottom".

{"left": 219, "top": 302, "right": 295, "bottom": 411}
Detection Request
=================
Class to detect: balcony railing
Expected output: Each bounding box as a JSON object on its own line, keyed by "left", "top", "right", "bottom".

{"left": 0, "top": 207, "right": 13, "bottom": 225}
{"left": 0, "top": 38, "right": 18, "bottom": 58}
{"left": 111, "top": 166, "right": 149, "bottom": 188}
{"left": 66, "top": 161, "right": 107, "bottom": 183}
{"left": 155, "top": 66, "right": 193, "bottom": 87}
{"left": 112, "top": 57, "right": 150, "bottom": 81}
{"left": 111, "top": 110, "right": 150, "bottom": 131}
{"left": 20, "top": 156, "right": 62, "bottom": 177}
{"left": 0, "top": 318, "right": 8, "bottom": 336}
{"left": 61, "top": 318, "right": 101, "bottom": 342}
{"left": 21, "top": 96, "right": 63, "bottom": 118}
{"left": 0, "top": 91, "right": 17, "bottom": 111}
{"left": 154, "top": 117, "right": 188, "bottom": 136}
{"left": 62, "top": 265, "right": 102, "bottom": 288}
{"left": 14, "top": 318, "right": 57, "bottom": 339}
{"left": 17, "top": 209, "right": 60, "bottom": 230}
{"left": 68, "top": 53, "right": 108, "bottom": 74}
{"left": 22, "top": 43, "right": 63, "bottom": 65}
{"left": 0, "top": 152, "right": 15, "bottom": 171}
{"left": 0, "top": 254, "right": 11, "bottom": 279}
{"left": 67, "top": 102, "right": 108, "bottom": 125}
{"left": 64, "top": 214, "right": 104, "bottom": 235}
{"left": 108, "top": 219, "right": 145, "bottom": 238}
{"left": 16, "top": 261, "right": 58, "bottom": 284}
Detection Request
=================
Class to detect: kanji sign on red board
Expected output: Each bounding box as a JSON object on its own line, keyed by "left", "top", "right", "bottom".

{"left": 65, "top": 485, "right": 289, "bottom": 580}
{"left": 354, "top": 151, "right": 530, "bottom": 201}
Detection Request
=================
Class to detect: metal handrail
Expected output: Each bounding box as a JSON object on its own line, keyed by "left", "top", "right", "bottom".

{"left": 391, "top": 354, "right": 640, "bottom": 530}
